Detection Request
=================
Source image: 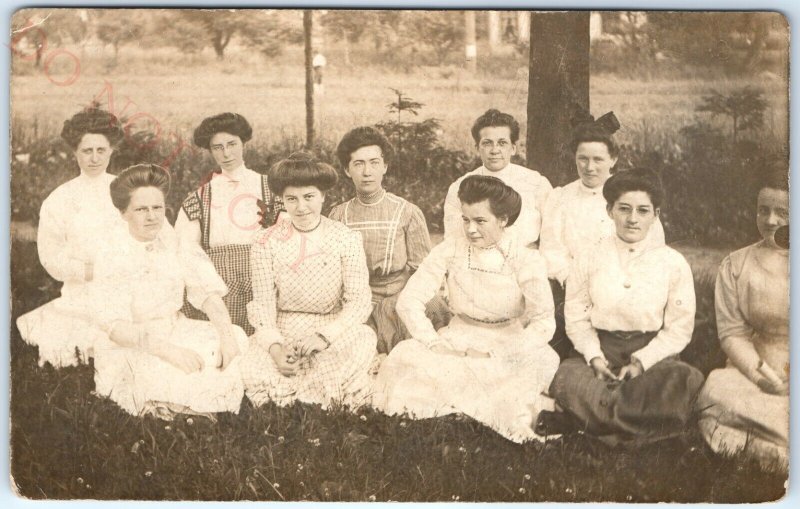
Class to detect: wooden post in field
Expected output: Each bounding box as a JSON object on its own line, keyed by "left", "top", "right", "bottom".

{"left": 303, "top": 10, "right": 315, "bottom": 148}
{"left": 465, "top": 11, "right": 477, "bottom": 72}
{"left": 526, "top": 12, "right": 590, "bottom": 186}
{"left": 487, "top": 11, "right": 501, "bottom": 54}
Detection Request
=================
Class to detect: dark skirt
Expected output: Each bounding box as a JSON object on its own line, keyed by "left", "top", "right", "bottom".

{"left": 550, "top": 329, "right": 704, "bottom": 442}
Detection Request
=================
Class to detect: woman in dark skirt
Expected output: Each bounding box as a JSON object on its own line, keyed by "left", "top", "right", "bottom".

{"left": 539, "top": 168, "right": 703, "bottom": 443}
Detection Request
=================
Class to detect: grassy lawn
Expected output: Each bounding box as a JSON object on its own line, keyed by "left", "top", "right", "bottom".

{"left": 9, "top": 239, "right": 785, "bottom": 502}
{"left": 9, "top": 41, "right": 788, "bottom": 503}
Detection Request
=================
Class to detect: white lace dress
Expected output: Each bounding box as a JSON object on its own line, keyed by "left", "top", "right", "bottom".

{"left": 375, "top": 234, "right": 559, "bottom": 443}
{"left": 89, "top": 225, "right": 248, "bottom": 416}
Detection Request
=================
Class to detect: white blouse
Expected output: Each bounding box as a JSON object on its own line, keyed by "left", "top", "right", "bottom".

{"left": 175, "top": 164, "right": 264, "bottom": 248}
{"left": 90, "top": 223, "right": 228, "bottom": 332}
{"left": 565, "top": 234, "right": 696, "bottom": 370}
{"left": 540, "top": 179, "right": 666, "bottom": 284}
{"left": 397, "top": 234, "right": 555, "bottom": 351}
{"left": 443, "top": 163, "right": 552, "bottom": 247}
{"left": 37, "top": 172, "right": 122, "bottom": 297}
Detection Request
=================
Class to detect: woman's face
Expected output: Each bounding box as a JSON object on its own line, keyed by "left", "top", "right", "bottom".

{"left": 282, "top": 185, "right": 325, "bottom": 230}
{"left": 608, "top": 191, "right": 659, "bottom": 244}
{"left": 477, "top": 126, "right": 516, "bottom": 172}
{"left": 461, "top": 199, "right": 507, "bottom": 248}
{"left": 346, "top": 145, "right": 387, "bottom": 195}
{"left": 75, "top": 133, "right": 113, "bottom": 177}
{"left": 756, "top": 187, "right": 789, "bottom": 248}
{"left": 121, "top": 186, "right": 166, "bottom": 242}
{"left": 209, "top": 132, "right": 244, "bottom": 172}
{"left": 575, "top": 141, "right": 617, "bottom": 189}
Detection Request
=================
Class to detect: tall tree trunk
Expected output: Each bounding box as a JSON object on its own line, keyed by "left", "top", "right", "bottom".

{"left": 487, "top": 11, "right": 501, "bottom": 55}
{"left": 526, "top": 12, "right": 590, "bottom": 186}
{"left": 304, "top": 11, "right": 315, "bottom": 148}
{"left": 464, "top": 11, "right": 477, "bottom": 72}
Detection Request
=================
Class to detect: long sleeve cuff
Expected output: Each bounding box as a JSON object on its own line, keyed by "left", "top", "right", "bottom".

{"left": 631, "top": 345, "right": 664, "bottom": 371}
{"left": 574, "top": 334, "right": 605, "bottom": 365}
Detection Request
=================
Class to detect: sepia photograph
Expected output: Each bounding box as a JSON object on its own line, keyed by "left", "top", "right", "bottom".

{"left": 7, "top": 5, "right": 791, "bottom": 502}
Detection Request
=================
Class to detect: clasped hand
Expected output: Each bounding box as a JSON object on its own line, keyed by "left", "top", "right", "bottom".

{"left": 269, "top": 334, "right": 328, "bottom": 377}
{"left": 590, "top": 357, "right": 643, "bottom": 382}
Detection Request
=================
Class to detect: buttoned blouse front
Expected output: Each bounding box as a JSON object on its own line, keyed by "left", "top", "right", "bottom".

{"left": 565, "top": 234, "right": 696, "bottom": 370}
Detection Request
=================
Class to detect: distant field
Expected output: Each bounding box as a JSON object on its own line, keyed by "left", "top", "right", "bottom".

{"left": 10, "top": 45, "right": 788, "bottom": 156}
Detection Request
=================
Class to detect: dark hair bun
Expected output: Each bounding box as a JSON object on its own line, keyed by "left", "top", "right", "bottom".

{"left": 193, "top": 112, "right": 253, "bottom": 149}
{"left": 60, "top": 107, "right": 124, "bottom": 149}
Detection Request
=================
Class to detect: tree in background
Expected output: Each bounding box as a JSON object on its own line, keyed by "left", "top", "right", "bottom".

{"left": 409, "top": 11, "right": 464, "bottom": 65}
{"left": 320, "top": 10, "right": 375, "bottom": 66}
{"left": 94, "top": 11, "right": 144, "bottom": 66}
{"left": 696, "top": 87, "right": 767, "bottom": 144}
{"left": 156, "top": 10, "right": 301, "bottom": 60}
{"left": 11, "top": 9, "right": 89, "bottom": 67}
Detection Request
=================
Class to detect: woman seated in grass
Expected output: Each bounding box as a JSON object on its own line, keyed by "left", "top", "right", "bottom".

{"left": 17, "top": 107, "right": 125, "bottom": 367}
{"left": 329, "top": 126, "right": 449, "bottom": 354}
{"left": 540, "top": 112, "right": 664, "bottom": 359}
{"left": 375, "top": 175, "right": 559, "bottom": 443}
{"left": 242, "top": 152, "right": 376, "bottom": 410}
{"left": 696, "top": 170, "right": 789, "bottom": 472}
{"left": 540, "top": 168, "right": 703, "bottom": 444}
{"left": 90, "top": 164, "right": 248, "bottom": 419}
{"left": 176, "top": 113, "right": 282, "bottom": 335}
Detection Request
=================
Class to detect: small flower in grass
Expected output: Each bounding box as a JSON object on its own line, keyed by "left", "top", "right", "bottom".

{"left": 399, "top": 421, "right": 407, "bottom": 428}
{"left": 165, "top": 425, "right": 171, "bottom": 431}
{"left": 518, "top": 487, "right": 526, "bottom": 494}
{"left": 506, "top": 465, "right": 513, "bottom": 471}
{"left": 307, "top": 438, "right": 321, "bottom": 447}
{"left": 368, "top": 495, "right": 376, "bottom": 502}
{"left": 297, "top": 463, "right": 303, "bottom": 471}
{"left": 360, "top": 415, "right": 367, "bottom": 421}
{"left": 85, "top": 484, "right": 91, "bottom": 490}
{"left": 186, "top": 418, "right": 194, "bottom": 426}
{"left": 76, "top": 477, "right": 84, "bottom": 485}
{"left": 524, "top": 474, "right": 531, "bottom": 480}
{"left": 145, "top": 471, "right": 153, "bottom": 478}
{"left": 565, "top": 487, "right": 573, "bottom": 494}
{"left": 626, "top": 495, "right": 633, "bottom": 501}
{"left": 451, "top": 495, "right": 460, "bottom": 501}
{"left": 458, "top": 446, "right": 466, "bottom": 453}
{"left": 278, "top": 435, "right": 285, "bottom": 443}
{"left": 273, "top": 483, "right": 280, "bottom": 489}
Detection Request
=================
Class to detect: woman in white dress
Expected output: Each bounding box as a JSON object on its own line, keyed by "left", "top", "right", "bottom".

{"left": 17, "top": 107, "right": 125, "bottom": 367}
{"left": 176, "top": 113, "right": 282, "bottom": 334}
{"left": 539, "top": 112, "right": 664, "bottom": 359}
{"left": 375, "top": 175, "right": 559, "bottom": 443}
{"left": 242, "top": 152, "right": 377, "bottom": 410}
{"left": 90, "top": 164, "right": 248, "bottom": 419}
{"left": 696, "top": 171, "right": 789, "bottom": 471}
{"left": 540, "top": 168, "right": 703, "bottom": 444}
